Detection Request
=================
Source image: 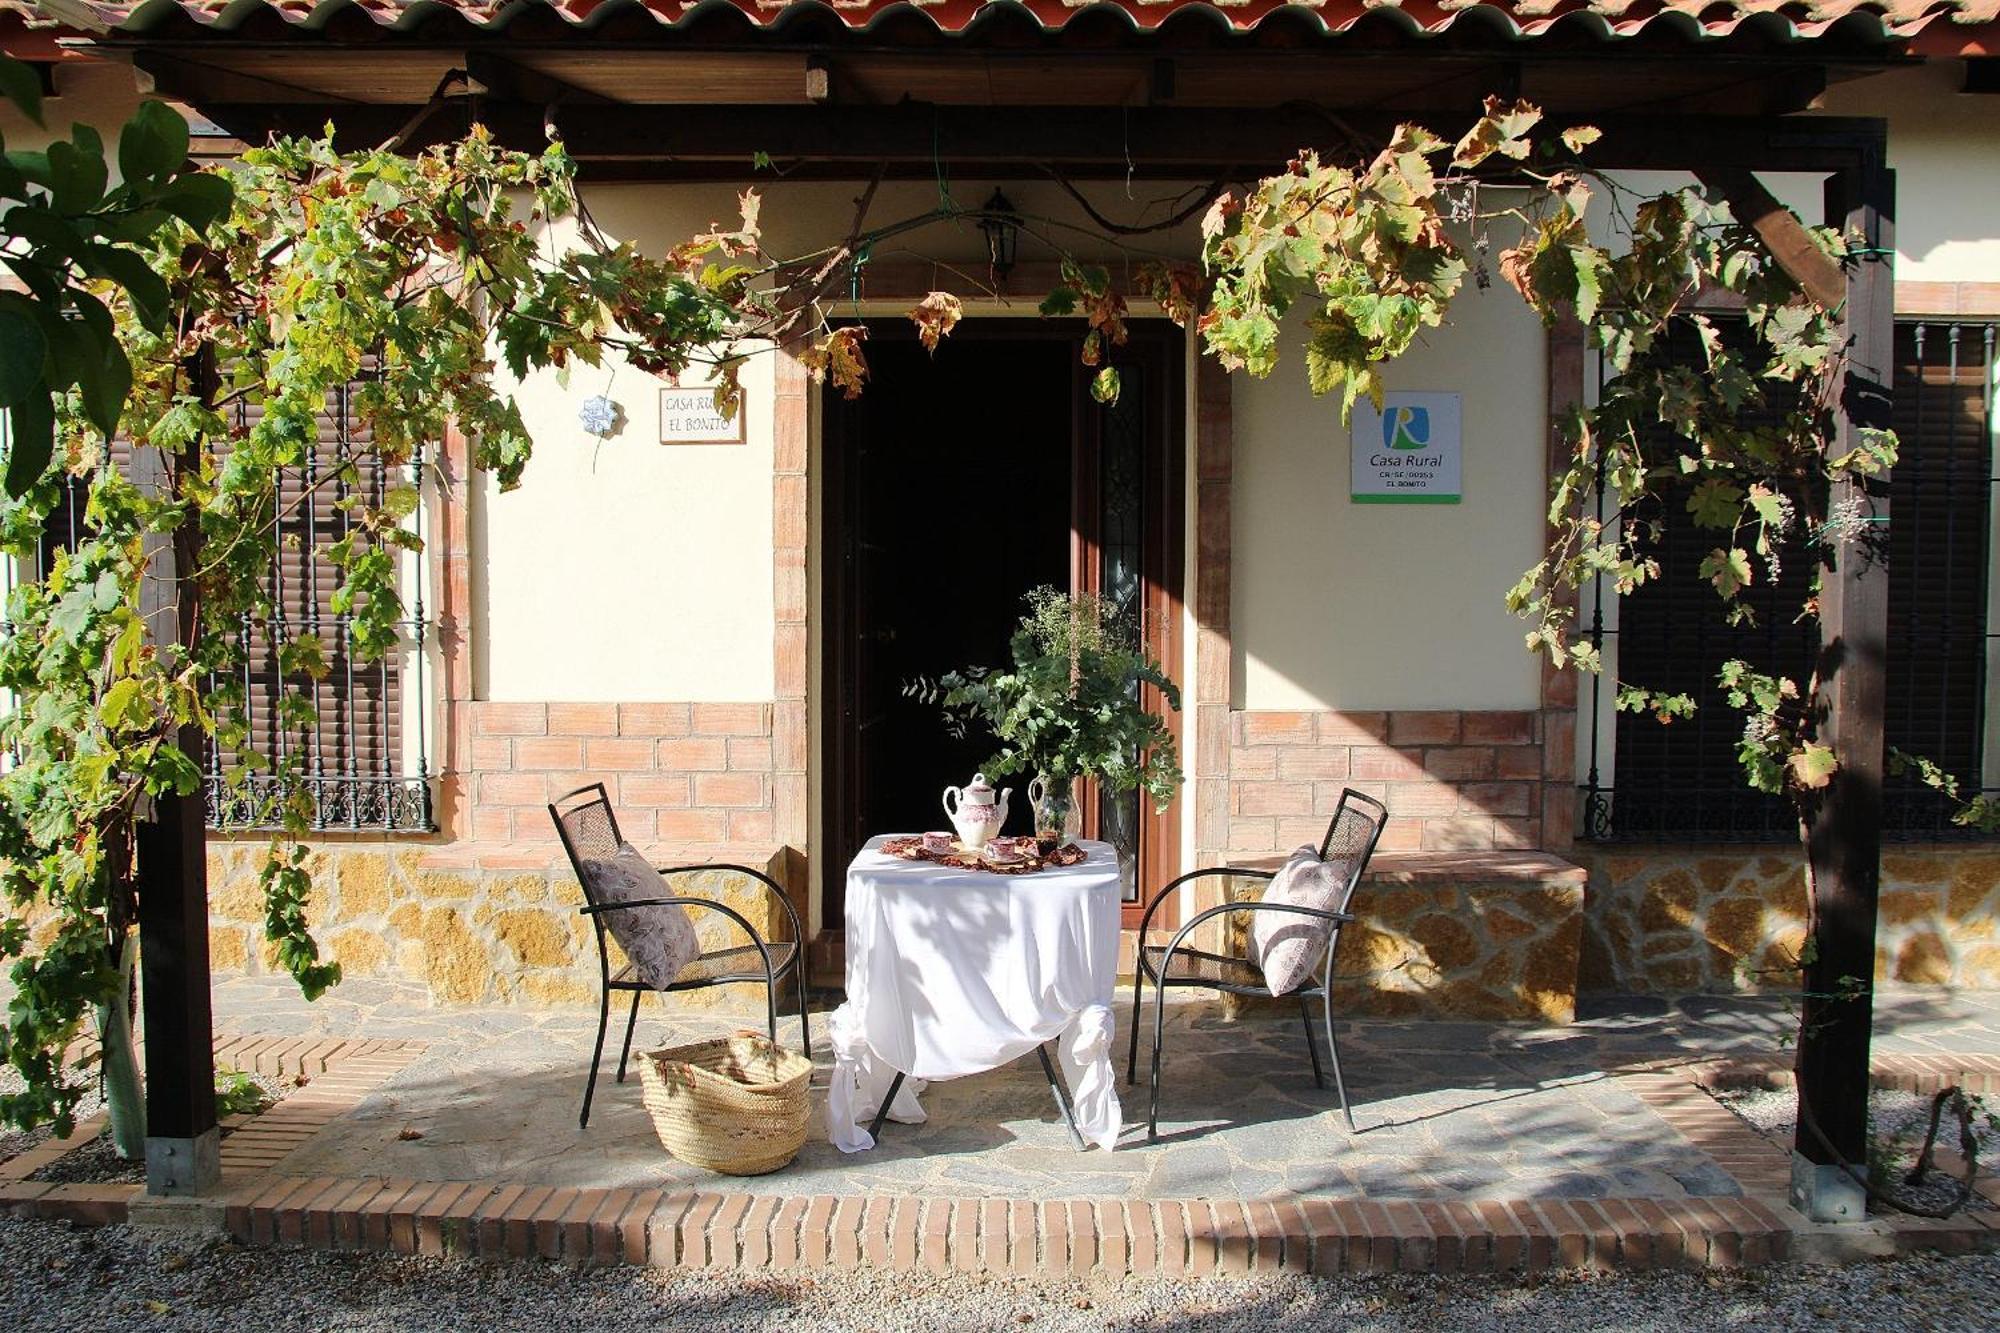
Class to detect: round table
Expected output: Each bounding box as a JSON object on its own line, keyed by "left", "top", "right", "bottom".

{"left": 824, "top": 835, "right": 1125, "bottom": 1152}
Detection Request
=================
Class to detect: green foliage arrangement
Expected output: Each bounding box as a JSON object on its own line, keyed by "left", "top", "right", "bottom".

{"left": 911, "top": 589, "right": 1183, "bottom": 814}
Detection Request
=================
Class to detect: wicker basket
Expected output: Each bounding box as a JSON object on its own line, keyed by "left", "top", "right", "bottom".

{"left": 637, "top": 1034, "right": 814, "bottom": 1176}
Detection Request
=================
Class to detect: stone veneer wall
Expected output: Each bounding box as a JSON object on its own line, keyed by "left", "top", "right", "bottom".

{"left": 1225, "top": 709, "right": 1547, "bottom": 857}
{"left": 461, "top": 700, "right": 776, "bottom": 847}
{"left": 205, "top": 842, "right": 787, "bottom": 1007}
{"left": 1577, "top": 844, "right": 2000, "bottom": 994}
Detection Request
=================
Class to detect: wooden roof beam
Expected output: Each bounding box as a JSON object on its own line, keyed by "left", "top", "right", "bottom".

{"left": 1695, "top": 166, "right": 1849, "bottom": 312}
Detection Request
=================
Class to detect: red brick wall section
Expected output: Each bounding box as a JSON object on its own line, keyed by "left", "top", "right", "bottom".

{"left": 1227, "top": 710, "right": 1543, "bottom": 855}
{"left": 466, "top": 701, "right": 774, "bottom": 848}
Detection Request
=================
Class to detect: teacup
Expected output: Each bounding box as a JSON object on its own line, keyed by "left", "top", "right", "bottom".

{"left": 921, "top": 831, "right": 954, "bottom": 856}
{"left": 983, "top": 839, "right": 1025, "bottom": 865}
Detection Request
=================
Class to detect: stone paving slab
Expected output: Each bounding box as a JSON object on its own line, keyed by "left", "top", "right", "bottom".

{"left": 219, "top": 977, "right": 1742, "bottom": 1203}
{"left": 10, "top": 978, "right": 1999, "bottom": 1273}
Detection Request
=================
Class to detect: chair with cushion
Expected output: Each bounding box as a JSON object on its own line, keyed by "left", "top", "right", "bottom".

{"left": 549, "top": 782, "right": 811, "bottom": 1128}
{"left": 1126, "top": 787, "right": 1387, "bottom": 1140}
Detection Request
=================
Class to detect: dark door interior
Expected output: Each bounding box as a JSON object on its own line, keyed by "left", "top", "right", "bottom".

{"left": 822, "top": 321, "right": 1184, "bottom": 934}
{"left": 824, "top": 332, "right": 1074, "bottom": 905}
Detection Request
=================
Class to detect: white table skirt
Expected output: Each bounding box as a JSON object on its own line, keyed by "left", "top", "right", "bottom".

{"left": 826, "top": 835, "right": 1125, "bottom": 1152}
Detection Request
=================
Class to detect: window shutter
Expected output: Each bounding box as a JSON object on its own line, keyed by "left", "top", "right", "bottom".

{"left": 1595, "top": 318, "right": 1995, "bottom": 841}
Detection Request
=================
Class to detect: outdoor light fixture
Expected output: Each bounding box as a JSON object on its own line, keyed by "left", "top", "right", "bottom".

{"left": 978, "top": 188, "right": 1021, "bottom": 281}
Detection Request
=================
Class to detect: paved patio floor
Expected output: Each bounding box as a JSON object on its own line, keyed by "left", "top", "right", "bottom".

{"left": 210, "top": 977, "right": 2000, "bottom": 1204}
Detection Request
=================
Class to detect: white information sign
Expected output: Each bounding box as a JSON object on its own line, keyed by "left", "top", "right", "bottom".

{"left": 1350, "top": 392, "right": 1462, "bottom": 504}
{"left": 658, "top": 386, "right": 745, "bottom": 445}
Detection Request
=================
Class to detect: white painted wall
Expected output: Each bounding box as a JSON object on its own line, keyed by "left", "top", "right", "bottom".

{"left": 1230, "top": 276, "right": 1549, "bottom": 713}
{"left": 0, "top": 60, "right": 143, "bottom": 155}
{"left": 474, "top": 179, "right": 1205, "bottom": 703}
{"left": 1818, "top": 61, "right": 2000, "bottom": 284}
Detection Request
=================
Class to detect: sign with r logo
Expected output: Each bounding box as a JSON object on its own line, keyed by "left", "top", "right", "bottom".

{"left": 1350, "top": 392, "right": 1462, "bottom": 504}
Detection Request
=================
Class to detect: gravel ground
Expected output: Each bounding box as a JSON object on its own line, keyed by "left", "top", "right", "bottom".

{"left": 1, "top": 1215, "right": 1996, "bottom": 1332}
{"left": 1714, "top": 1085, "right": 1999, "bottom": 1214}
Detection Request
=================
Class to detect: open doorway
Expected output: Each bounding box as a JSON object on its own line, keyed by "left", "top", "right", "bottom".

{"left": 821, "top": 319, "right": 1184, "bottom": 935}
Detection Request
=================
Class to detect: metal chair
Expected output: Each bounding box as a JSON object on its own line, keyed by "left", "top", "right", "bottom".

{"left": 1126, "top": 787, "right": 1388, "bottom": 1141}
{"left": 549, "top": 782, "right": 812, "bottom": 1129}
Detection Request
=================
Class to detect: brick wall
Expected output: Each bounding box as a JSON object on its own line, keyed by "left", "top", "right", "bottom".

{"left": 1226, "top": 709, "right": 1544, "bottom": 856}
{"left": 463, "top": 700, "right": 775, "bottom": 848}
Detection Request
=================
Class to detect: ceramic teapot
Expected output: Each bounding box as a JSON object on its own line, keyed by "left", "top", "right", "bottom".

{"left": 942, "top": 772, "right": 1011, "bottom": 852}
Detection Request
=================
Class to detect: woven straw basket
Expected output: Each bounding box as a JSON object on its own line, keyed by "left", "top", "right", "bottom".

{"left": 638, "top": 1034, "right": 814, "bottom": 1176}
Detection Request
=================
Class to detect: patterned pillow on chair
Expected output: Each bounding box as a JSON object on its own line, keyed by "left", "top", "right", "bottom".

{"left": 1250, "top": 845, "right": 1351, "bottom": 995}
{"left": 577, "top": 843, "right": 700, "bottom": 989}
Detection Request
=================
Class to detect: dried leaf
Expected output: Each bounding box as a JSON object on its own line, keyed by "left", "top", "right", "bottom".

{"left": 800, "top": 326, "right": 870, "bottom": 400}
{"left": 1452, "top": 96, "right": 1543, "bottom": 168}
{"left": 1560, "top": 125, "right": 1602, "bottom": 154}
{"left": 909, "top": 291, "right": 962, "bottom": 355}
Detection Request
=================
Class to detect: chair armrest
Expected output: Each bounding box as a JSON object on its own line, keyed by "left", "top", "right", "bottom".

{"left": 580, "top": 895, "right": 777, "bottom": 984}
{"left": 1133, "top": 865, "right": 1278, "bottom": 941}
{"left": 1147, "top": 899, "right": 1354, "bottom": 989}
{"left": 653, "top": 862, "right": 806, "bottom": 946}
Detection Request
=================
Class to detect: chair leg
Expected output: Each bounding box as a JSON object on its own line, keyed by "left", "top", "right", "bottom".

{"left": 1146, "top": 979, "right": 1169, "bottom": 1142}
{"left": 1125, "top": 967, "right": 1145, "bottom": 1086}
{"left": 765, "top": 975, "right": 779, "bottom": 1050}
{"left": 614, "top": 989, "right": 643, "bottom": 1083}
{"left": 1299, "top": 994, "right": 1326, "bottom": 1090}
{"left": 580, "top": 987, "right": 611, "bottom": 1130}
{"left": 795, "top": 962, "right": 813, "bottom": 1061}
{"left": 1322, "top": 991, "right": 1354, "bottom": 1132}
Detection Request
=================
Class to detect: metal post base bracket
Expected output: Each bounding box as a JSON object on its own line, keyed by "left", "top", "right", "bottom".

{"left": 1791, "top": 1151, "right": 1869, "bottom": 1224}
{"left": 146, "top": 1129, "right": 221, "bottom": 1197}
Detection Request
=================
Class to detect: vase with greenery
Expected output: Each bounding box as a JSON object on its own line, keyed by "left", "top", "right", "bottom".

{"left": 911, "top": 588, "right": 1182, "bottom": 850}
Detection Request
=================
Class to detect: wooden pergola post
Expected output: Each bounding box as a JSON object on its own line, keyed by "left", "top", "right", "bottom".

{"left": 133, "top": 441, "right": 219, "bottom": 1196}
{"left": 1792, "top": 150, "right": 1895, "bottom": 1223}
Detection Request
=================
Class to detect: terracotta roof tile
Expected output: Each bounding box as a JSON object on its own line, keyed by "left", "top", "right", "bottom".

{"left": 9, "top": 0, "right": 1997, "bottom": 43}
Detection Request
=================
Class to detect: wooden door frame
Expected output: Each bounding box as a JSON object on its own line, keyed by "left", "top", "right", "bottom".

{"left": 818, "top": 316, "right": 1186, "bottom": 940}
{"left": 1068, "top": 323, "right": 1186, "bottom": 928}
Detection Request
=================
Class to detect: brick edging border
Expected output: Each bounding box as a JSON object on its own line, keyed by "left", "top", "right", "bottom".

{"left": 0, "top": 1035, "right": 422, "bottom": 1230}
{"left": 219, "top": 1182, "right": 1797, "bottom": 1274}
{"left": 9, "top": 1038, "right": 1998, "bottom": 1274}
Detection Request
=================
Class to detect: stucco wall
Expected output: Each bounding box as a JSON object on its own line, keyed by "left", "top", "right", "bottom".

{"left": 0, "top": 60, "right": 142, "bottom": 155}
{"left": 1817, "top": 61, "right": 2000, "bottom": 285}
{"left": 1230, "top": 289, "right": 1548, "bottom": 713}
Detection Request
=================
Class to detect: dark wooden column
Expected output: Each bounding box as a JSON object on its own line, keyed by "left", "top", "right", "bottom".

{"left": 133, "top": 441, "right": 220, "bottom": 1196}
{"left": 1792, "top": 152, "right": 1895, "bottom": 1223}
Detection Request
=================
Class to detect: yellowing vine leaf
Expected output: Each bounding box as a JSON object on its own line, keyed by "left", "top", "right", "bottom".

{"left": 801, "top": 325, "right": 870, "bottom": 399}
{"left": 1788, "top": 742, "right": 1839, "bottom": 790}
{"left": 1560, "top": 125, "right": 1602, "bottom": 153}
{"left": 909, "top": 291, "right": 962, "bottom": 355}
{"left": 1700, "top": 547, "right": 1755, "bottom": 598}
{"left": 1452, "top": 96, "right": 1543, "bottom": 168}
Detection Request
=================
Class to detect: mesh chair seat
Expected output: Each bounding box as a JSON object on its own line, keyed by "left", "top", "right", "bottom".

{"left": 611, "top": 941, "right": 799, "bottom": 989}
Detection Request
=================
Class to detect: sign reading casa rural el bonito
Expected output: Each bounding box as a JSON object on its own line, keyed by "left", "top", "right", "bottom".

{"left": 1351, "top": 392, "right": 1462, "bottom": 504}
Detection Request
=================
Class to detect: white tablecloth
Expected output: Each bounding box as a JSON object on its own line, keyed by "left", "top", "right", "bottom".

{"left": 826, "top": 836, "right": 1124, "bottom": 1152}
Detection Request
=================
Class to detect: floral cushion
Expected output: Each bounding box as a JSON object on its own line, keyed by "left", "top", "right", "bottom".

{"left": 1250, "top": 845, "right": 1353, "bottom": 996}
{"left": 576, "top": 843, "right": 700, "bottom": 989}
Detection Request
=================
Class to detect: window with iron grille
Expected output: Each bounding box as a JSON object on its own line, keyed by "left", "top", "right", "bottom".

{"left": 11, "top": 380, "right": 436, "bottom": 833}
{"left": 1580, "top": 318, "right": 1997, "bottom": 842}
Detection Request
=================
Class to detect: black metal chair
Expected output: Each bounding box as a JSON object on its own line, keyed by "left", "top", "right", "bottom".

{"left": 549, "top": 782, "right": 811, "bottom": 1129}
{"left": 1126, "top": 787, "right": 1388, "bottom": 1141}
